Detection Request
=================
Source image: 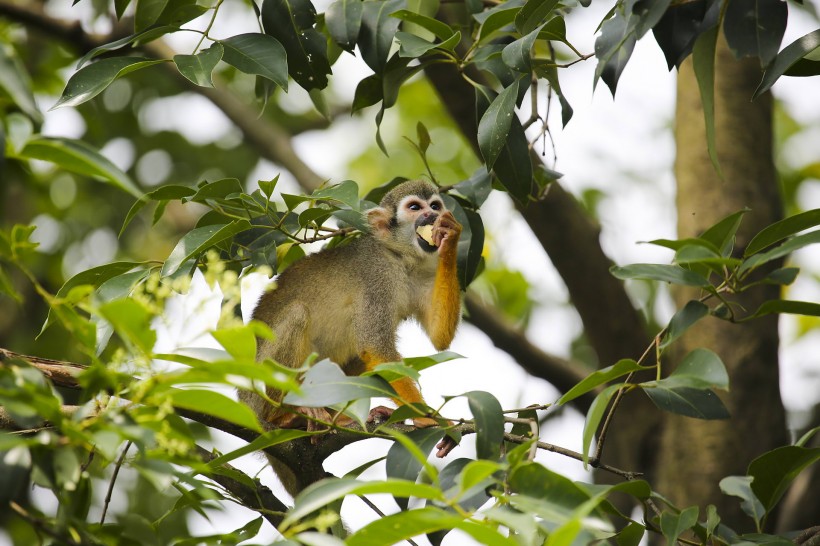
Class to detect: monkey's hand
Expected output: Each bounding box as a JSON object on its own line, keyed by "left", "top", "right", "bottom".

{"left": 276, "top": 406, "right": 335, "bottom": 443}
{"left": 432, "top": 211, "right": 462, "bottom": 251}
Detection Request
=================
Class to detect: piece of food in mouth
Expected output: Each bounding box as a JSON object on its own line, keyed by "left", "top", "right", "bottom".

{"left": 416, "top": 224, "right": 436, "bottom": 246}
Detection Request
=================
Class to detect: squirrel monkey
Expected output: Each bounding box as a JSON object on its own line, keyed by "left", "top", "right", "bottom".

{"left": 240, "top": 180, "right": 462, "bottom": 490}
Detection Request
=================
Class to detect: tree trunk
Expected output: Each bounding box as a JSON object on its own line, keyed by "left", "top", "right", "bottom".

{"left": 655, "top": 33, "right": 787, "bottom": 531}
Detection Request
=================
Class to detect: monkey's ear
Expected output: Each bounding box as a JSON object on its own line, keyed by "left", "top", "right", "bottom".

{"left": 367, "top": 207, "right": 392, "bottom": 238}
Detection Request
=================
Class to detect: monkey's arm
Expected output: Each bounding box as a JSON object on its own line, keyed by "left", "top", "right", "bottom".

{"left": 424, "top": 211, "right": 462, "bottom": 351}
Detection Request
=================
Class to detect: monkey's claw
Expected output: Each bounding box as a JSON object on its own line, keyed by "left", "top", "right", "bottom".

{"left": 366, "top": 405, "right": 394, "bottom": 424}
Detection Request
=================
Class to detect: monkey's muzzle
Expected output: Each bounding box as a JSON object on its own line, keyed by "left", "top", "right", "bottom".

{"left": 415, "top": 215, "right": 438, "bottom": 252}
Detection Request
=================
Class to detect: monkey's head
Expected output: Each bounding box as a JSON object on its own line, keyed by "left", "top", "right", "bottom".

{"left": 367, "top": 180, "right": 445, "bottom": 255}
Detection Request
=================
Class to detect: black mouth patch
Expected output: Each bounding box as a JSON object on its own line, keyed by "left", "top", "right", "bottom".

{"left": 415, "top": 216, "right": 437, "bottom": 253}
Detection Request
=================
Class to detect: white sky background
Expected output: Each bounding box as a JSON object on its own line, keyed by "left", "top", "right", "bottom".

{"left": 17, "top": 1, "right": 820, "bottom": 545}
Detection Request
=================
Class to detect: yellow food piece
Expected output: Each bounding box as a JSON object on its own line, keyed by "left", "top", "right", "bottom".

{"left": 416, "top": 225, "right": 436, "bottom": 246}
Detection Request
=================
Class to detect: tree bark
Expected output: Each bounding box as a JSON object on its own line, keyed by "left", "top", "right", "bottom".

{"left": 656, "top": 33, "right": 788, "bottom": 531}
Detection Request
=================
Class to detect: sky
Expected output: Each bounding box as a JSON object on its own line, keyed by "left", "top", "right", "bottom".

{"left": 18, "top": 0, "right": 820, "bottom": 544}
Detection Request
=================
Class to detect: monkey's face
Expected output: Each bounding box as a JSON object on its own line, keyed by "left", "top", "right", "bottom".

{"left": 396, "top": 194, "right": 445, "bottom": 254}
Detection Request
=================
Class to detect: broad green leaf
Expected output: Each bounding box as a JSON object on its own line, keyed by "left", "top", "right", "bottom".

{"left": 476, "top": 6, "right": 520, "bottom": 44}
{"left": 77, "top": 25, "right": 178, "bottom": 68}
{"left": 0, "top": 44, "right": 41, "bottom": 122}
{"left": 285, "top": 478, "right": 445, "bottom": 526}
{"left": 52, "top": 57, "right": 165, "bottom": 110}
{"left": 616, "top": 522, "right": 645, "bottom": 546}
{"left": 632, "top": 0, "right": 672, "bottom": 38}
{"left": 442, "top": 195, "right": 485, "bottom": 288}
{"left": 508, "top": 462, "right": 593, "bottom": 520}
{"left": 311, "top": 179, "right": 361, "bottom": 209}
{"left": 348, "top": 506, "right": 516, "bottom": 546}
{"left": 745, "top": 208, "right": 820, "bottom": 256}
{"left": 719, "top": 476, "right": 765, "bottom": 525}
{"left": 761, "top": 267, "right": 800, "bottom": 286}
{"left": 582, "top": 384, "right": 622, "bottom": 467}
{"left": 458, "top": 459, "right": 503, "bottom": 492}
{"left": 593, "top": 6, "right": 637, "bottom": 96}
{"left": 220, "top": 34, "right": 288, "bottom": 90}
{"left": 796, "top": 426, "right": 819, "bottom": 447}
{"left": 464, "top": 391, "right": 504, "bottom": 461}
{"left": 4, "top": 113, "right": 34, "bottom": 155}
{"left": 693, "top": 25, "right": 721, "bottom": 177}
{"left": 660, "top": 300, "right": 709, "bottom": 349}
{"left": 185, "top": 178, "right": 244, "bottom": 203}
{"left": 748, "top": 445, "right": 820, "bottom": 513}
{"left": 121, "top": 184, "right": 196, "bottom": 235}
{"left": 660, "top": 506, "right": 698, "bottom": 546}
{"left": 558, "top": 359, "right": 644, "bottom": 405}
{"left": 741, "top": 229, "right": 820, "bottom": 274}
{"left": 643, "top": 385, "right": 729, "bottom": 420}
{"left": 663, "top": 348, "right": 728, "bottom": 390}
{"left": 396, "top": 32, "right": 460, "bottom": 57}
{"left": 358, "top": 0, "right": 406, "bottom": 73}
{"left": 391, "top": 9, "right": 454, "bottom": 40}
{"left": 756, "top": 29, "right": 820, "bottom": 98}
{"left": 610, "top": 263, "right": 710, "bottom": 287}
{"left": 53, "top": 447, "right": 82, "bottom": 492}
{"left": 168, "top": 388, "right": 262, "bottom": 432}
{"left": 700, "top": 209, "right": 748, "bottom": 256}
{"left": 98, "top": 299, "right": 157, "bottom": 354}
{"left": 174, "top": 43, "right": 223, "bottom": 87}
{"left": 20, "top": 137, "right": 141, "bottom": 197}
{"left": 750, "top": 299, "right": 820, "bottom": 319}
{"left": 211, "top": 321, "right": 272, "bottom": 360}
{"left": 502, "top": 25, "right": 542, "bottom": 72}
{"left": 477, "top": 78, "right": 521, "bottom": 170}
{"left": 135, "top": 0, "right": 169, "bottom": 31}
{"left": 402, "top": 351, "right": 462, "bottom": 371}
{"left": 535, "top": 64, "right": 573, "bottom": 126}
{"left": 644, "top": 237, "right": 721, "bottom": 255}
{"left": 326, "top": 0, "right": 363, "bottom": 50}
{"left": 261, "top": 0, "right": 331, "bottom": 90}
{"left": 454, "top": 168, "right": 493, "bottom": 208}
{"left": 723, "top": 0, "right": 787, "bottom": 65}
{"left": 161, "top": 221, "right": 251, "bottom": 276}
{"left": 385, "top": 428, "right": 447, "bottom": 504}
{"left": 705, "top": 504, "right": 720, "bottom": 540}
{"left": 41, "top": 261, "right": 143, "bottom": 335}
{"left": 283, "top": 359, "right": 394, "bottom": 406}
{"left": 514, "top": 0, "right": 558, "bottom": 35}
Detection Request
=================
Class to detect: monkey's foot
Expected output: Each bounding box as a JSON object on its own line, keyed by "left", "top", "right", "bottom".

{"left": 412, "top": 416, "right": 458, "bottom": 458}
{"left": 366, "top": 405, "right": 394, "bottom": 424}
{"left": 275, "top": 406, "right": 333, "bottom": 432}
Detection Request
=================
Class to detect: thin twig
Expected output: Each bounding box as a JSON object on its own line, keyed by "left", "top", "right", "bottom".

{"left": 10, "top": 502, "right": 82, "bottom": 546}
{"left": 357, "top": 496, "right": 421, "bottom": 546}
{"left": 100, "top": 441, "right": 131, "bottom": 525}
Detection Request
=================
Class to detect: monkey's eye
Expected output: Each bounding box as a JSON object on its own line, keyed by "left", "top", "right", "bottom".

{"left": 408, "top": 203, "right": 422, "bottom": 211}
{"left": 430, "top": 202, "right": 442, "bottom": 211}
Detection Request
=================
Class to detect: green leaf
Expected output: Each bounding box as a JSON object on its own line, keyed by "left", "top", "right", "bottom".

{"left": 0, "top": 44, "right": 41, "bottom": 123}
{"left": 741, "top": 229, "right": 820, "bottom": 274}
{"left": 326, "top": 0, "right": 363, "bottom": 50}
{"left": 396, "top": 32, "right": 460, "bottom": 57}
{"left": 701, "top": 209, "right": 749, "bottom": 256}
{"left": 348, "top": 507, "right": 516, "bottom": 546}
{"left": 358, "top": 0, "right": 406, "bottom": 73}
{"left": 168, "top": 388, "right": 262, "bottom": 432}
{"left": 693, "top": 25, "right": 722, "bottom": 177}
{"left": 593, "top": 6, "right": 637, "bottom": 96}
{"left": 535, "top": 64, "right": 573, "bottom": 126}
{"left": 454, "top": 168, "right": 493, "bottom": 207}
{"left": 52, "top": 57, "right": 165, "bottom": 110}
{"left": 174, "top": 43, "right": 223, "bottom": 87}
{"left": 477, "top": 78, "right": 521, "bottom": 170}
{"left": 211, "top": 322, "right": 272, "bottom": 360}
{"left": 582, "top": 384, "right": 621, "bottom": 467}
{"left": 756, "top": 29, "right": 820, "bottom": 98}
{"left": 616, "top": 522, "right": 645, "bottom": 546}
{"left": 161, "top": 221, "right": 251, "bottom": 276}
{"left": 476, "top": 5, "right": 520, "bottom": 44}
{"left": 283, "top": 359, "right": 394, "bottom": 406}
{"left": 610, "top": 263, "right": 710, "bottom": 287}
{"left": 745, "top": 208, "right": 820, "bottom": 256}
{"left": 391, "top": 9, "right": 454, "bottom": 41}
{"left": 135, "top": 0, "right": 169, "bottom": 31}
{"left": 311, "top": 179, "right": 361, "bottom": 209}
{"left": 185, "top": 177, "right": 244, "bottom": 203}
{"left": 98, "top": 299, "right": 157, "bottom": 354}
{"left": 660, "top": 300, "right": 709, "bottom": 349}
{"left": 663, "top": 348, "right": 728, "bottom": 390}
{"left": 502, "top": 25, "right": 542, "bottom": 72}
{"left": 514, "top": 0, "right": 558, "bottom": 35}
{"left": 385, "top": 428, "right": 447, "bottom": 492}
{"left": 632, "top": 0, "right": 672, "bottom": 38}
{"left": 660, "top": 506, "right": 698, "bottom": 546}
{"left": 220, "top": 33, "right": 288, "bottom": 91}
{"left": 643, "top": 385, "right": 729, "bottom": 420}
{"left": 558, "top": 359, "right": 645, "bottom": 406}
{"left": 643, "top": 237, "right": 721, "bottom": 255}
{"left": 20, "top": 137, "right": 141, "bottom": 197}
{"left": 723, "top": 0, "right": 787, "bottom": 65}
{"left": 720, "top": 476, "right": 765, "bottom": 525}
{"left": 285, "top": 478, "right": 445, "bottom": 526}
{"left": 750, "top": 299, "right": 820, "bottom": 319}
{"left": 76, "top": 25, "right": 178, "bottom": 68}
{"left": 261, "top": 0, "right": 331, "bottom": 90}
{"left": 761, "top": 267, "right": 800, "bottom": 286}
{"left": 748, "top": 445, "right": 820, "bottom": 514}
{"left": 41, "top": 261, "right": 143, "bottom": 335}
{"left": 442, "top": 196, "right": 485, "bottom": 288}
{"left": 464, "top": 391, "right": 504, "bottom": 461}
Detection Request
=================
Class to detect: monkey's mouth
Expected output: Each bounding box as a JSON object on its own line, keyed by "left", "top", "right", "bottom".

{"left": 415, "top": 217, "right": 437, "bottom": 253}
